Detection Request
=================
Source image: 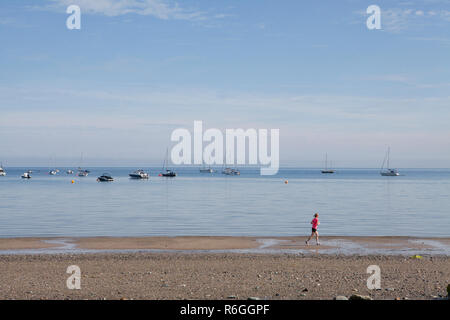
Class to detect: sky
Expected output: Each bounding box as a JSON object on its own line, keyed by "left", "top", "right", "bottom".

{"left": 0, "top": 0, "right": 449, "bottom": 167}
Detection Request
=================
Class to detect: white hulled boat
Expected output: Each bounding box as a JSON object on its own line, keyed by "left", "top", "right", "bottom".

{"left": 77, "top": 153, "right": 89, "bottom": 176}
{"left": 200, "top": 167, "right": 214, "bottom": 173}
{"left": 129, "top": 169, "right": 149, "bottom": 179}
{"left": 22, "top": 172, "right": 31, "bottom": 179}
{"left": 77, "top": 169, "right": 89, "bottom": 177}
{"left": 380, "top": 147, "right": 400, "bottom": 176}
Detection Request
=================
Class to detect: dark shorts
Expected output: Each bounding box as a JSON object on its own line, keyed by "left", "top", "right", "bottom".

{"left": 312, "top": 228, "right": 317, "bottom": 233}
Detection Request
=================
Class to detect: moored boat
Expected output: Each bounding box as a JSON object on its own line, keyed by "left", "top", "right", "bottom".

{"left": 77, "top": 153, "right": 89, "bottom": 177}
{"left": 97, "top": 173, "right": 114, "bottom": 182}
{"left": 77, "top": 168, "right": 89, "bottom": 177}
{"left": 21, "top": 172, "right": 31, "bottom": 179}
{"left": 161, "top": 169, "right": 177, "bottom": 177}
{"left": 380, "top": 147, "right": 400, "bottom": 176}
{"left": 321, "top": 153, "right": 335, "bottom": 174}
{"left": 381, "top": 169, "right": 400, "bottom": 176}
{"left": 222, "top": 168, "right": 240, "bottom": 175}
{"left": 160, "top": 148, "right": 177, "bottom": 177}
{"left": 129, "top": 169, "right": 149, "bottom": 179}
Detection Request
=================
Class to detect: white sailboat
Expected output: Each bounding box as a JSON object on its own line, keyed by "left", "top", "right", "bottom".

{"left": 380, "top": 147, "right": 400, "bottom": 176}
{"left": 0, "top": 163, "right": 6, "bottom": 176}
{"left": 200, "top": 161, "right": 215, "bottom": 173}
{"left": 77, "top": 153, "right": 89, "bottom": 177}
{"left": 49, "top": 156, "right": 58, "bottom": 175}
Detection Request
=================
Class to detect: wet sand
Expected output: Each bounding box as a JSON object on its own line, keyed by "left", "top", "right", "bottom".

{"left": 0, "top": 237, "right": 60, "bottom": 250}
{"left": 1, "top": 236, "right": 450, "bottom": 255}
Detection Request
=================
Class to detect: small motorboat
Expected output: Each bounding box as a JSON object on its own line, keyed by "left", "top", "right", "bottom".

{"left": 49, "top": 170, "right": 58, "bottom": 175}
{"left": 97, "top": 173, "right": 114, "bottom": 182}
{"left": 77, "top": 169, "right": 89, "bottom": 177}
{"left": 66, "top": 169, "right": 74, "bottom": 174}
{"left": 129, "top": 170, "right": 149, "bottom": 179}
{"left": 161, "top": 169, "right": 176, "bottom": 177}
{"left": 222, "top": 168, "right": 240, "bottom": 175}
{"left": 0, "top": 164, "right": 6, "bottom": 176}
{"left": 199, "top": 167, "right": 214, "bottom": 173}
{"left": 21, "top": 172, "right": 31, "bottom": 179}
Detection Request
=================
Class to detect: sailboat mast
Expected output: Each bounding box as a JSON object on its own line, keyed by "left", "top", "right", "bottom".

{"left": 163, "top": 148, "right": 168, "bottom": 170}
{"left": 387, "top": 147, "right": 390, "bottom": 170}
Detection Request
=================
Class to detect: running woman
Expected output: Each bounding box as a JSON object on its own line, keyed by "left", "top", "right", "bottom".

{"left": 306, "top": 213, "right": 320, "bottom": 245}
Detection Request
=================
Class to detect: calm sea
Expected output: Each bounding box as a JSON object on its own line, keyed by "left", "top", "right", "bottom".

{"left": 0, "top": 167, "right": 449, "bottom": 238}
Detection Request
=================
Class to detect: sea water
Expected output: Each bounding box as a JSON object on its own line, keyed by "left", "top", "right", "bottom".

{"left": 0, "top": 167, "right": 449, "bottom": 237}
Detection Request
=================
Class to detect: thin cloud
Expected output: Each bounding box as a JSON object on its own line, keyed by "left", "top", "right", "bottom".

{"left": 0, "top": 17, "right": 13, "bottom": 25}
{"left": 356, "top": 7, "right": 450, "bottom": 33}
{"left": 42, "top": 0, "right": 209, "bottom": 21}
{"left": 2, "top": 85, "right": 450, "bottom": 127}
{"left": 408, "top": 36, "right": 450, "bottom": 43}
{"left": 360, "top": 74, "right": 413, "bottom": 84}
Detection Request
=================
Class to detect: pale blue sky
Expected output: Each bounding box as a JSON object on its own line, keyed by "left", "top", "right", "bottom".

{"left": 0, "top": 0, "right": 449, "bottom": 167}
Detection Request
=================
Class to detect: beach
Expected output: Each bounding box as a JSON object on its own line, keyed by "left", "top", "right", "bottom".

{"left": 0, "top": 236, "right": 449, "bottom": 300}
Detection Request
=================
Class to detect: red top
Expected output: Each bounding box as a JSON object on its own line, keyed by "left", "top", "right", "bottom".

{"left": 311, "top": 218, "right": 319, "bottom": 229}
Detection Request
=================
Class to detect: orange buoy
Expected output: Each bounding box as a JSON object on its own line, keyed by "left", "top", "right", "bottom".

{"left": 71, "top": 180, "right": 75, "bottom": 184}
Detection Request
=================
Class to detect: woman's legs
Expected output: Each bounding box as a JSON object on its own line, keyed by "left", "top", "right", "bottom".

{"left": 306, "top": 231, "right": 315, "bottom": 244}
{"left": 315, "top": 231, "right": 320, "bottom": 245}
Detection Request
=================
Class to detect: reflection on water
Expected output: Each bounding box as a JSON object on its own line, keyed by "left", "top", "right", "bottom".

{"left": 0, "top": 168, "right": 449, "bottom": 237}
